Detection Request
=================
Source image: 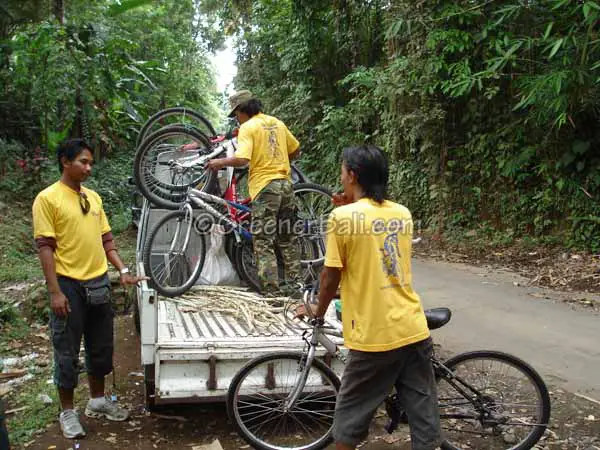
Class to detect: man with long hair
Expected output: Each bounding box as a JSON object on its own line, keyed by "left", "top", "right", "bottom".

{"left": 297, "top": 145, "right": 441, "bottom": 450}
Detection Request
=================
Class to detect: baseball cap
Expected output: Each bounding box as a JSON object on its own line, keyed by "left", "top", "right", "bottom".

{"left": 227, "top": 90, "right": 254, "bottom": 117}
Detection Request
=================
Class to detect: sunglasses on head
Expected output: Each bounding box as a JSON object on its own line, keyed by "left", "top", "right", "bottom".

{"left": 79, "top": 191, "right": 90, "bottom": 215}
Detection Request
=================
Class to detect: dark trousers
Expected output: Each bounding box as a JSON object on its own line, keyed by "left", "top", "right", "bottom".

{"left": 0, "top": 399, "right": 10, "bottom": 450}
{"left": 51, "top": 273, "right": 114, "bottom": 389}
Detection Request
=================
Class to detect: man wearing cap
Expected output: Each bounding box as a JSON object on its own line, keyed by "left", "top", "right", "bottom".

{"left": 206, "top": 90, "right": 302, "bottom": 295}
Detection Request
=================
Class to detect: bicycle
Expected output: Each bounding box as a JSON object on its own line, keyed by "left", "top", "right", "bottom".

{"left": 226, "top": 290, "right": 551, "bottom": 450}
{"left": 142, "top": 165, "right": 334, "bottom": 297}
{"left": 133, "top": 111, "right": 309, "bottom": 209}
{"left": 135, "top": 106, "right": 218, "bottom": 150}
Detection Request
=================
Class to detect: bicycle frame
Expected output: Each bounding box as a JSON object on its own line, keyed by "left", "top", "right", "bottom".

{"left": 290, "top": 293, "right": 509, "bottom": 426}
{"left": 183, "top": 188, "right": 253, "bottom": 241}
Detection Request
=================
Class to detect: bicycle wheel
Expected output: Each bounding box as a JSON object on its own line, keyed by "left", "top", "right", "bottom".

{"left": 293, "top": 183, "right": 334, "bottom": 265}
{"left": 136, "top": 106, "right": 217, "bottom": 149}
{"left": 227, "top": 352, "right": 341, "bottom": 450}
{"left": 233, "top": 183, "right": 332, "bottom": 293}
{"left": 134, "top": 124, "right": 217, "bottom": 209}
{"left": 142, "top": 210, "right": 207, "bottom": 297}
{"left": 292, "top": 161, "right": 312, "bottom": 183}
{"left": 438, "top": 351, "right": 551, "bottom": 450}
{"left": 233, "top": 238, "right": 261, "bottom": 292}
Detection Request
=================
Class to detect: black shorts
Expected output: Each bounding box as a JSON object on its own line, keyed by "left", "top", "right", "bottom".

{"left": 333, "top": 337, "right": 441, "bottom": 450}
{"left": 51, "top": 273, "right": 114, "bottom": 389}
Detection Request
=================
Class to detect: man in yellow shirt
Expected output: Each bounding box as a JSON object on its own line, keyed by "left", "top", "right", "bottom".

{"left": 297, "top": 145, "right": 441, "bottom": 450}
{"left": 207, "top": 90, "right": 302, "bottom": 295}
{"left": 32, "top": 139, "right": 146, "bottom": 439}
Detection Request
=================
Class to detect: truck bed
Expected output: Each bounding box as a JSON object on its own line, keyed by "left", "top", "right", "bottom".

{"left": 142, "top": 285, "right": 344, "bottom": 403}
{"left": 135, "top": 200, "right": 345, "bottom": 404}
{"left": 157, "top": 296, "right": 342, "bottom": 354}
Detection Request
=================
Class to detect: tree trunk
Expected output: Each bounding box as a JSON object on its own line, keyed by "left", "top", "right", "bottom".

{"left": 53, "top": 0, "right": 64, "bottom": 24}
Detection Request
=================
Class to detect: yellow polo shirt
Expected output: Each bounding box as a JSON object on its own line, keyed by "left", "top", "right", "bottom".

{"left": 234, "top": 113, "right": 300, "bottom": 199}
{"left": 32, "top": 181, "right": 111, "bottom": 281}
{"left": 325, "top": 198, "right": 430, "bottom": 352}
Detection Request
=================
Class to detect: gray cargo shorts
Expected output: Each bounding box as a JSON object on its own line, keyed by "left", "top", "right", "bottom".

{"left": 333, "top": 337, "right": 441, "bottom": 449}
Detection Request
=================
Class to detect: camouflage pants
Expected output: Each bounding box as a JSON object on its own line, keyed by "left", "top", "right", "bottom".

{"left": 251, "top": 179, "right": 301, "bottom": 294}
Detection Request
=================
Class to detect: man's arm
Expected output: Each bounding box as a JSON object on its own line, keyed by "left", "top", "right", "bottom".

{"left": 206, "top": 157, "right": 250, "bottom": 171}
{"left": 289, "top": 148, "right": 301, "bottom": 160}
{"left": 104, "top": 243, "right": 149, "bottom": 287}
{"left": 315, "top": 266, "right": 342, "bottom": 318}
{"left": 33, "top": 195, "right": 70, "bottom": 317}
{"left": 37, "top": 244, "right": 70, "bottom": 317}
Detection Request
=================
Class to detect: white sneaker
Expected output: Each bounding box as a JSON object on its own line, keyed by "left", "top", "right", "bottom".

{"left": 85, "top": 397, "right": 129, "bottom": 421}
{"left": 59, "top": 409, "right": 86, "bottom": 439}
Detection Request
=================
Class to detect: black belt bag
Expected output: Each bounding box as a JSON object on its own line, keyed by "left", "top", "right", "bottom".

{"left": 81, "top": 273, "right": 111, "bottom": 306}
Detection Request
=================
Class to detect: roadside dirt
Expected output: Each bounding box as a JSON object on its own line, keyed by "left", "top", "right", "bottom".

{"left": 414, "top": 237, "right": 600, "bottom": 308}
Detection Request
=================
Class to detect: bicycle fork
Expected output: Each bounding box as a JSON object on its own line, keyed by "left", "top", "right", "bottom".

{"left": 283, "top": 333, "right": 319, "bottom": 411}
{"left": 283, "top": 325, "right": 346, "bottom": 412}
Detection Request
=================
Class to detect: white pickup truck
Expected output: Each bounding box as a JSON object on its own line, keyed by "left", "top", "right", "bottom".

{"left": 133, "top": 200, "right": 344, "bottom": 408}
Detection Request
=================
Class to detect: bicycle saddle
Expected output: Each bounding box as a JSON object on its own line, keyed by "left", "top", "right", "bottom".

{"left": 424, "top": 307, "right": 451, "bottom": 330}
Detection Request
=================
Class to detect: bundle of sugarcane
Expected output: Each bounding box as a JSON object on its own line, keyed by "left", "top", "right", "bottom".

{"left": 165, "top": 285, "right": 300, "bottom": 332}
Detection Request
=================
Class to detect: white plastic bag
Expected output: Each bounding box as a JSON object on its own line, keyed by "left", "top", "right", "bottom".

{"left": 197, "top": 224, "right": 240, "bottom": 286}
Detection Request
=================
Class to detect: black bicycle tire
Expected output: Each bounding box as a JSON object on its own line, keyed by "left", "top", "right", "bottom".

{"left": 134, "top": 124, "right": 217, "bottom": 209}
{"left": 291, "top": 182, "right": 332, "bottom": 268}
{"left": 232, "top": 182, "right": 331, "bottom": 293}
{"left": 439, "top": 350, "right": 551, "bottom": 450}
{"left": 137, "top": 106, "right": 217, "bottom": 149}
{"left": 142, "top": 210, "right": 206, "bottom": 297}
{"left": 291, "top": 161, "right": 309, "bottom": 184}
{"left": 233, "top": 239, "right": 261, "bottom": 292}
{"left": 226, "top": 352, "right": 341, "bottom": 450}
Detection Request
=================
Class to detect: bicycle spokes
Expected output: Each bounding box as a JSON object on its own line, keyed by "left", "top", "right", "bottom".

{"left": 437, "top": 354, "right": 549, "bottom": 449}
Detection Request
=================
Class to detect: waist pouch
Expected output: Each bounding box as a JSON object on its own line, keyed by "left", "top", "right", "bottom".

{"left": 81, "top": 273, "right": 111, "bottom": 306}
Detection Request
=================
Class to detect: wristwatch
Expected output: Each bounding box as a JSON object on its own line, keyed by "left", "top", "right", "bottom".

{"left": 120, "top": 267, "right": 130, "bottom": 275}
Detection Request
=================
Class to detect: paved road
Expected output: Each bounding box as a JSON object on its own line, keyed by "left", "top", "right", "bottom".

{"left": 413, "top": 258, "right": 600, "bottom": 398}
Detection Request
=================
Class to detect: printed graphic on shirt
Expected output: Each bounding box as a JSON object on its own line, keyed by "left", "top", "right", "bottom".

{"left": 380, "top": 232, "right": 404, "bottom": 286}
{"left": 264, "top": 124, "right": 283, "bottom": 161}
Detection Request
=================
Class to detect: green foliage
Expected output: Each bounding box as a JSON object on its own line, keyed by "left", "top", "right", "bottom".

{"left": 0, "top": 0, "right": 225, "bottom": 262}
{"left": 6, "top": 367, "right": 58, "bottom": 446}
{"left": 206, "top": 0, "right": 600, "bottom": 251}
{"left": 84, "top": 151, "right": 136, "bottom": 234}
{"left": 0, "top": 197, "right": 42, "bottom": 283}
{"left": 1, "top": 0, "right": 222, "bottom": 155}
{"left": 0, "top": 304, "right": 29, "bottom": 343}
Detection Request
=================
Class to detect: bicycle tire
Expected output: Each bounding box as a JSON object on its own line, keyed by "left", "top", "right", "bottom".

{"left": 142, "top": 210, "right": 206, "bottom": 297}
{"left": 233, "top": 239, "right": 261, "bottom": 292}
{"left": 227, "top": 352, "right": 341, "bottom": 450}
{"left": 136, "top": 106, "right": 217, "bottom": 149}
{"left": 134, "top": 124, "right": 217, "bottom": 209}
{"left": 233, "top": 182, "right": 331, "bottom": 292}
{"left": 233, "top": 239, "right": 324, "bottom": 294}
{"left": 290, "top": 182, "right": 333, "bottom": 267}
{"left": 438, "top": 350, "right": 551, "bottom": 450}
{"left": 291, "top": 163, "right": 307, "bottom": 184}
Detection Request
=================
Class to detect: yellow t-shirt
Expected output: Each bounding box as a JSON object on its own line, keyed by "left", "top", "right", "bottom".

{"left": 325, "top": 198, "right": 430, "bottom": 352}
{"left": 32, "top": 181, "right": 111, "bottom": 281}
{"left": 234, "top": 113, "right": 300, "bottom": 199}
